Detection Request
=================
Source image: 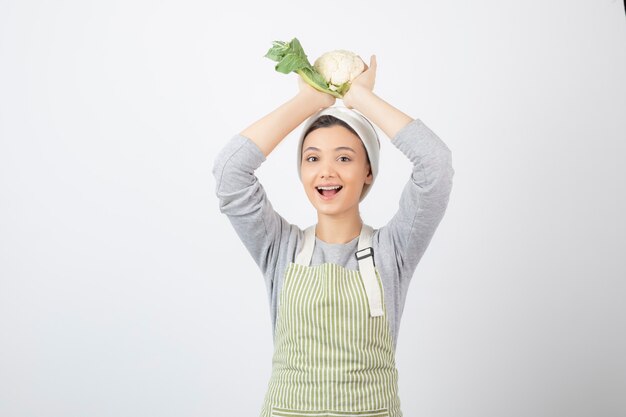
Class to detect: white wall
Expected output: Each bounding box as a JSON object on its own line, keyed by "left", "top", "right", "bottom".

{"left": 1, "top": 1, "right": 625, "bottom": 416}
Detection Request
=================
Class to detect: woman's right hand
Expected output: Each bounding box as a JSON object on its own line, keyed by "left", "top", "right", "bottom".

{"left": 297, "top": 75, "right": 336, "bottom": 109}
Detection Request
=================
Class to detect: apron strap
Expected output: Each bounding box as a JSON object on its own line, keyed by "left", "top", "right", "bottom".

{"left": 294, "top": 225, "right": 316, "bottom": 266}
{"left": 357, "top": 224, "right": 384, "bottom": 317}
{"left": 294, "top": 223, "right": 384, "bottom": 317}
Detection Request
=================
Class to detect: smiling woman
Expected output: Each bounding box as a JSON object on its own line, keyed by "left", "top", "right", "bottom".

{"left": 212, "top": 54, "right": 454, "bottom": 417}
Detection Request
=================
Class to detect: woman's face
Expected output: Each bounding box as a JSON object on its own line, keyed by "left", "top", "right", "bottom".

{"left": 300, "top": 125, "right": 372, "bottom": 216}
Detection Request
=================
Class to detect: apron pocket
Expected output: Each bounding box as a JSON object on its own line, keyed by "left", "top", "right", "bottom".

{"left": 271, "top": 406, "right": 389, "bottom": 417}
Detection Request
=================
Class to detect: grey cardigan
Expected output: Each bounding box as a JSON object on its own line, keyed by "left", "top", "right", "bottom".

{"left": 212, "top": 118, "right": 454, "bottom": 349}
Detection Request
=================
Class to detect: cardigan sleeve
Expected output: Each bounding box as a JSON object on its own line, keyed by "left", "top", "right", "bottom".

{"left": 376, "top": 119, "right": 455, "bottom": 285}
{"left": 212, "top": 134, "right": 295, "bottom": 279}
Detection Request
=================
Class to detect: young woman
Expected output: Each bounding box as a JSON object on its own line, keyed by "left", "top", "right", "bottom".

{"left": 213, "top": 56, "right": 454, "bottom": 417}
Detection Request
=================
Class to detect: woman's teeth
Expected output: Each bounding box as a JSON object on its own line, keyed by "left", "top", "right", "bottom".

{"left": 317, "top": 185, "right": 343, "bottom": 197}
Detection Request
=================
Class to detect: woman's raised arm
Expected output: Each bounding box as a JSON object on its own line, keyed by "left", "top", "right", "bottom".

{"left": 213, "top": 77, "right": 336, "bottom": 277}
{"left": 344, "top": 55, "right": 454, "bottom": 285}
{"left": 342, "top": 55, "right": 415, "bottom": 139}
{"left": 240, "top": 77, "right": 336, "bottom": 157}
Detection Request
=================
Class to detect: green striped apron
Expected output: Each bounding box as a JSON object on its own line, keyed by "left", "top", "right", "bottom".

{"left": 259, "top": 223, "right": 403, "bottom": 417}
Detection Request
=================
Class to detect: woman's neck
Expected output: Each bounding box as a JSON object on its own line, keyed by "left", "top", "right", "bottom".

{"left": 315, "top": 210, "right": 363, "bottom": 244}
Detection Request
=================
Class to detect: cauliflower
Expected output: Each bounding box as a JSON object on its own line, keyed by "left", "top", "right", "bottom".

{"left": 265, "top": 37, "right": 365, "bottom": 98}
{"left": 314, "top": 50, "right": 365, "bottom": 94}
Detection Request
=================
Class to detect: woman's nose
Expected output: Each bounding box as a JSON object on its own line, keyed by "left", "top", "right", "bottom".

{"left": 319, "top": 160, "right": 337, "bottom": 178}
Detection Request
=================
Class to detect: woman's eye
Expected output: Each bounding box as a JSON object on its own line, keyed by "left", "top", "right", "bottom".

{"left": 339, "top": 156, "right": 351, "bottom": 162}
{"left": 306, "top": 156, "right": 317, "bottom": 162}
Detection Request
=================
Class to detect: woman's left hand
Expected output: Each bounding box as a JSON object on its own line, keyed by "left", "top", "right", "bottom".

{"left": 343, "top": 55, "right": 377, "bottom": 109}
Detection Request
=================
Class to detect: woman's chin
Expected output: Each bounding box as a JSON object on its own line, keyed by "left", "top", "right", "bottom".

{"left": 308, "top": 198, "right": 360, "bottom": 216}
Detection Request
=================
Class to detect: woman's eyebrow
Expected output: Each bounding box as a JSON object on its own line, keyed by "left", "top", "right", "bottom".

{"left": 303, "top": 146, "right": 356, "bottom": 153}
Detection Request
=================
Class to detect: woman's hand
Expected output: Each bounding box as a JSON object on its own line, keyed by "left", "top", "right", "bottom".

{"left": 342, "top": 55, "right": 377, "bottom": 110}
{"left": 297, "top": 75, "right": 336, "bottom": 110}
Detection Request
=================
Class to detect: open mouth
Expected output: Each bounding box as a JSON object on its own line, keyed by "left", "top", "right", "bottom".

{"left": 316, "top": 186, "right": 343, "bottom": 198}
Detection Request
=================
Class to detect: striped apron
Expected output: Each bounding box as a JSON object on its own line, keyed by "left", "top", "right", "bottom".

{"left": 259, "top": 223, "right": 403, "bottom": 417}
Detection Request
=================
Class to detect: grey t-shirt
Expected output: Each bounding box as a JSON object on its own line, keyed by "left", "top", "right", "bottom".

{"left": 212, "top": 118, "right": 454, "bottom": 350}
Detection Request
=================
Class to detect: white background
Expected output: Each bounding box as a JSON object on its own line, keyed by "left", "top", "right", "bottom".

{"left": 1, "top": 1, "right": 625, "bottom": 416}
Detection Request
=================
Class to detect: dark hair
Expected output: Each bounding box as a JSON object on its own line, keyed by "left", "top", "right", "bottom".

{"left": 302, "top": 115, "right": 370, "bottom": 165}
{"left": 303, "top": 115, "right": 359, "bottom": 139}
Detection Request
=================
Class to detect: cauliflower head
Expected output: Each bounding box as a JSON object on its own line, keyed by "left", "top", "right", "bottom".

{"left": 265, "top": 38, "right": 365, "bottom": 98}
{"left": 314, "top": 50, "right": 365, "bottom": 93}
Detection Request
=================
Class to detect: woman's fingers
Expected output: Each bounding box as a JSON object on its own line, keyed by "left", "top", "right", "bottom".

{"left": 361, "top": 55, "right": 376, "bottom": 75}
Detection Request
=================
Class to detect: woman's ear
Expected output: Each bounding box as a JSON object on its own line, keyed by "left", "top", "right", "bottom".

{"left": 365, "top": 164, "right": 373, "bottom": 185}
